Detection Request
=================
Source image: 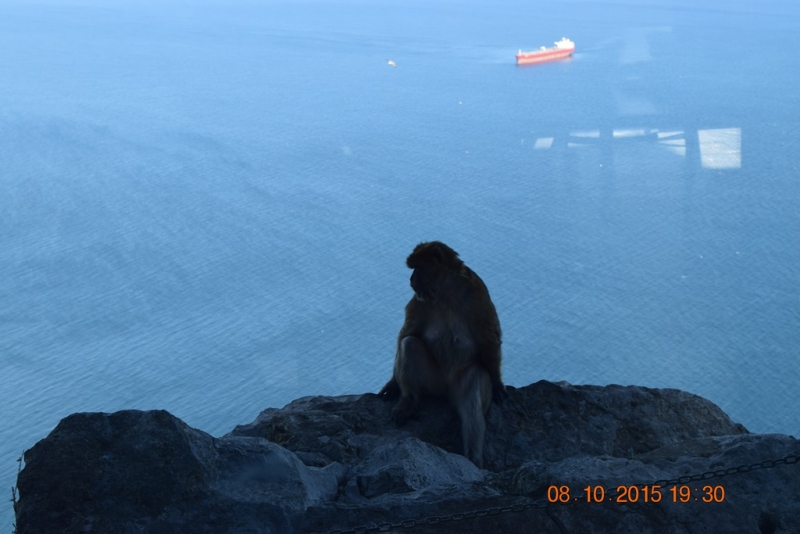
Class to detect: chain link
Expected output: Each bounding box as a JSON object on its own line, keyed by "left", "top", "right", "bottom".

{"left": 324, "top": 501, "right": 546, "bottom": 534}
{"left": 324, "top": 453, "right": 798, "bottom": 534}
{"left": 572, "top": 453, "right": 798, "bottom": 502}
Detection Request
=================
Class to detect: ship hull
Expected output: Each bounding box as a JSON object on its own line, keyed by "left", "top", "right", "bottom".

{"left": 516, "top": 48, "right": 574, "bottom": 65}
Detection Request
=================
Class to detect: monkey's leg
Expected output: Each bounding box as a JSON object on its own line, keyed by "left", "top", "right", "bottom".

{"left": 450, "top": 365, "right": 492, "bottom": 468}
{"left": 391, "top": 336, "right": 446, "bottom": 426}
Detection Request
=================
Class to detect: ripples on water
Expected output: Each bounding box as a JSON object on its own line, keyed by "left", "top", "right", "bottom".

{"left": 1, "top": 0, "right": 799, "bottom": 529}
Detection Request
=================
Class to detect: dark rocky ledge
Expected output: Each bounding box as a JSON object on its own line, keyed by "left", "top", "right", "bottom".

{"left": 14, "top": 381, "right": 800, "bottom": 533}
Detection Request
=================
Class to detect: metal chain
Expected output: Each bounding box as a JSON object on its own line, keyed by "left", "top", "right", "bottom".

{"left": 323, "top": 452, "right": 798, "bottom": 534}
{"left": 572, "top": 452, "right": 799, "bottom": 502}
{"left": 324, "top": 501, "right": 544, "bottom": 534}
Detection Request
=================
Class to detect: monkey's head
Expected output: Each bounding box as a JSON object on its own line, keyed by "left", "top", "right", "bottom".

{"left": 406, "top": 241, "right": 464, "bottom": 301}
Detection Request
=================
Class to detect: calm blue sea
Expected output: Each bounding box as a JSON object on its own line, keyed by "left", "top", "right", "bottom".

{"left": 1, "top": 0, "right": 799, "bottom": 528}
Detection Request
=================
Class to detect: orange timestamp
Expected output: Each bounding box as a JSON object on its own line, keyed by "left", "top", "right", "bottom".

{"left": 547, "top": 484, "right": 726, "bottom": 504}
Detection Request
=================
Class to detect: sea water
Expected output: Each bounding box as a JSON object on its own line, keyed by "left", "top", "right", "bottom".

{"left": 1, "top": 0, "right": 799, "bottom": 529}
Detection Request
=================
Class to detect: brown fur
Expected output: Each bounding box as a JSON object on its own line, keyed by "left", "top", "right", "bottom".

{"left": 379, "top": 241, "right": 505, "bottom": 468}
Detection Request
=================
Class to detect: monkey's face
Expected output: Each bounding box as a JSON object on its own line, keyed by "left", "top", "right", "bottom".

{"left": 410, "top": 265, "right": 441, "bottom": 301}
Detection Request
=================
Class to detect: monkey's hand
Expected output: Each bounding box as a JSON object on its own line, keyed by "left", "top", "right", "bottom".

{"left": 378, "top": 377, "right": 400, "bottom": 400}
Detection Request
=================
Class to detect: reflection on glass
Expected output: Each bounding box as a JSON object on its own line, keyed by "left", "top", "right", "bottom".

{"left": 613, "top": 128, "right": 650, "bottom": 138}
{"left": 698, "top": 128, "right": 742, "bottom": 169}
{"left": 570, "top": 130, "right": 600, "bottom": 138}
{"left": 657, "top": 131, "right": 686, "bottom": 157}
{"left": 532, "top": 127, "right": 742, "bottom": 169}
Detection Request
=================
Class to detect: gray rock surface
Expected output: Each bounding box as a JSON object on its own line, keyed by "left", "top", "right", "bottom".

{"left": 14, "top": 381, "right": 800, "bottom": 533}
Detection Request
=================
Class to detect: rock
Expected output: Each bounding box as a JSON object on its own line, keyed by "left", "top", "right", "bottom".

{"left": 14, "top": 381, "right": 800, "bottom": 533}
{"left": 15, "top": 410, "right": 341, "bottom": 533}
{"left": 347, "top": 437, "right": 487, "bottom": 500}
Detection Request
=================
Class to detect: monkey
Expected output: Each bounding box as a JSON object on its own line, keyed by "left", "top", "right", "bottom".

{"left": 379, "top": 241, "right": 505, "bottom": 468}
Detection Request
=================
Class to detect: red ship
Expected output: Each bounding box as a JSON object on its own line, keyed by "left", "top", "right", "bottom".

{"left": 516, "top": 37, "right": 575, "bottom": 65}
